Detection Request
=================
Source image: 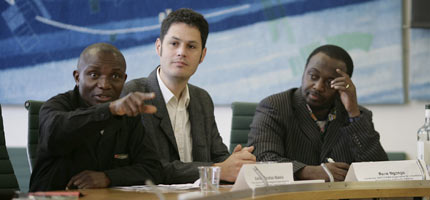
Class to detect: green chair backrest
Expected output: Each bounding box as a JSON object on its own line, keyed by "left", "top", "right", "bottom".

{"left": 230, "top": 102, "right": 258, "bottom": 153}
{"left": 0, "top": 104, "right": 20, "bottom": 191}
{"left": 24, "top": 100, "right": 44, "bottom": 172}
{"left": 387, "top": 152, "right": 407, "bottom": 161}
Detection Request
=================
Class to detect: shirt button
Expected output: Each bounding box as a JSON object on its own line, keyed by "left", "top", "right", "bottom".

{"left": 100, "top": 130, "right": 104, "bottom": 135}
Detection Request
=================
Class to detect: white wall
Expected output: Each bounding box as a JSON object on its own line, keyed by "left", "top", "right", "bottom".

{"left": 2, "top": 101, "right": 429, "bottom": 159}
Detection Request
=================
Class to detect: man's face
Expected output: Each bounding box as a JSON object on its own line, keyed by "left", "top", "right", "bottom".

{"left": 73, "top": 51, "right": 127, "bottom": 106}
{"left": 301, "top": 52, "right": 347, "bottom": 110}
{"left": 156, "top": 23, "right": 207, "bottom": 82}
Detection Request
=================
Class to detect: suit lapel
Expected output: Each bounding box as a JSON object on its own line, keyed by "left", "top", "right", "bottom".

{"left": 147, "top": 68, "right": 179, "bottom": 153}
{"left": 188, "top": 86, "right": 207, "bottom": 161}
{"left": 319, "top": 99, "right": 348, "bottom": 160}
{"left": 293, "top": 89, "right": 323, "bottom": 149}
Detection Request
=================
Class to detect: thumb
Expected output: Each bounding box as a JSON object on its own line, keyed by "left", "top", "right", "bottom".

{"left": 109, "top": 100, "right": 121, "bottom": 115}
{"left": 245, "top": 146, "right": 254, "bottom": 153}
{"left": 233, "top": 144, "right": 242, "bottom": 153}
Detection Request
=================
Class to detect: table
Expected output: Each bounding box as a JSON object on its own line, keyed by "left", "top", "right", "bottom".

{"left": 78, "top": 180, "right": 430, "bottom": 200}
{"left": 79, "top": 187, "right": 227, "bottom": 200}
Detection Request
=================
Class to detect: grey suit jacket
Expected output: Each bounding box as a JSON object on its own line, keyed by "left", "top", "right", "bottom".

{"left": 248, "top": 88, "right": 388, "bottom": 175}
{"left": 122, "top": 67, "right": 230, "bottom": 184}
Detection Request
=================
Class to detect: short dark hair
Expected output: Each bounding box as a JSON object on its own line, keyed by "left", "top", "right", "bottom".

{"left": 160, "top": 8, "right": 209, "bottom": 49}
{"left": 305, "top": 44, "right": 354, "bottom": 77}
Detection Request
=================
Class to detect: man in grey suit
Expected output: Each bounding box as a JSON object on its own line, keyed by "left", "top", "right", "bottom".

{"left": 122, "top": 8, "right": 256, "bottom": 184}
{"left": 248, "top": 45, "right": 387, "bottom": 182}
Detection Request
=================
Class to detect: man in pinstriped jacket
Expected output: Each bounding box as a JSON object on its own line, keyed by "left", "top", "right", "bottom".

{"left": 248, "top": 45, "right": 388, "bottom": 182}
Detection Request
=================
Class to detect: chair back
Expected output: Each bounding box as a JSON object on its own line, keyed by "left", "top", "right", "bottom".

{"left": 230, "top": 102, "right": 258, "bottom": 153}
{"left": 24, "top": 100, "right": 44, "bottom": 172}
{"left": 0, "top": 104, "right": 20, "bottom": 191}
{"left": 387, "top": 152, "right": 407, "bottom": 160}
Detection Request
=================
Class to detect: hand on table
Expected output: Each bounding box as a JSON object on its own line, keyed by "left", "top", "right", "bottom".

{"left": 67, "top": 170, "right": 111, "bottom": 189}
{"left": 214, "top": 144, "right": 256, "bottom": 182}
{"left": 297, "top": 162, "right": 350, "bottom": 182}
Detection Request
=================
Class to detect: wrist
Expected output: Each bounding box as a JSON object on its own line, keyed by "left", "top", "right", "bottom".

{"left": 296, "top": 166, "right": 310, "bottom": 180}
{"left": 108, "top": 102, "right": 117, "bottom": 116}
{"left": 104, "top": 174, "right": 111, "bottom": 187}
{"left": 348, "top": 109, "right": 360, "bottom": 118}
{"left": 349, "top": 116, "right": 360, "bottom": 123}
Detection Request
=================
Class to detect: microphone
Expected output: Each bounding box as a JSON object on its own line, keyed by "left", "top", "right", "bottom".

{"left": 145, "top": 180, "right": 166, "bottom": 200}
{"left": 253, "top": 166, "right": 269, "bottom": 187}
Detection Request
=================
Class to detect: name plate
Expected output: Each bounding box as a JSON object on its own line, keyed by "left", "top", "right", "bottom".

{"left": 232, "top": 163, "right": 293, "bottom": 191}
{"left": 345, "top": 160, "right": 429, "bottom": 182}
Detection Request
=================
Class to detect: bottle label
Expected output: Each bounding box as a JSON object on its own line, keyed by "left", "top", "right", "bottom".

{"left": 417, "top": 141, "right": 430, "bottom": 166}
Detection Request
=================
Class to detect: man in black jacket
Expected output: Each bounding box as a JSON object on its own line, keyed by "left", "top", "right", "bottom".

{"left": 30, "top": 43, "right": 162, "bottom": 191}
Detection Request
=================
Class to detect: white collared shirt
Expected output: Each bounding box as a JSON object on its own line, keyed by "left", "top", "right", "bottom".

{"left": 157, "top": 67, "right": 193, "bottom": 162}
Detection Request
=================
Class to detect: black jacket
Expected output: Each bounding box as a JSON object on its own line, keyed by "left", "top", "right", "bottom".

{"left": 121, "top": 68, "right": 230, "bottom": 184}
{"left": 248, "top": 88, "right": 388, "bottom": 174}
{"left": 29, "top": 87, "right": 162, "bottom": 191}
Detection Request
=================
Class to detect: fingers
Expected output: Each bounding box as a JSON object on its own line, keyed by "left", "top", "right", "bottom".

{"left": 242, "top": 146, "right": 254, "bottom": 153}
{"left": 232, "top": 144, "right": 242, "bottom": 153}
{"left": 234, "top": 150, "right": 256, "bottom": 161}
{"left": 67, "top": 171, "right": 110, "bottom": 189}
{"left": 333, "top": 162, "right": 350, "bottom": 169}
{"left": 67, "top": 170, "right": 90, "bottom": 189}
{"left": 128, "top": 92, "right": 156, "bottom": 114}
{"left": 335, "top": 68, "right": 348, "bottom": 77}
{"left": 327, "top": 163, "right": 349, "bottom": 181}
{"left": 138, "top": 92, "right": 156, "bottom": 100}
{"left": 111, "top": 92, "right": 157, "bottom": 116}
{"left": 331, "top": 71, "right": 352, "bottom": 91}
{"left": 143, "top": 105, "right": 157, "bottom": 114}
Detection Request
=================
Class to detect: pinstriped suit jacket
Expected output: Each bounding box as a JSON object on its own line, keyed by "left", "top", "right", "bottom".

{"left": 248, "top": 88, "right": 388, "bottom": 175}
{"left": 121, "top": 67, "right": 230, "bottom": 184}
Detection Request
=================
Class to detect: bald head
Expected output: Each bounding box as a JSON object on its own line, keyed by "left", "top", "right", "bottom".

{"left": 77, "top": 43, "right": 126, "bottom": 71}
{"left": 73, "top": 43, "right": 128, "bottom": 105}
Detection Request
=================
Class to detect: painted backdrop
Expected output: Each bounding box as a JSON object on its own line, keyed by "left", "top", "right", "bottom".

{"left": 1, "top": 0, "right": 412, "bottom": 105}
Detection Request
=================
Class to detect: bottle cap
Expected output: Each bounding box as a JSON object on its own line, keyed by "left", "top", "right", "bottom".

{"left": 426, "top": 104, "right": 430, "bottom": 109}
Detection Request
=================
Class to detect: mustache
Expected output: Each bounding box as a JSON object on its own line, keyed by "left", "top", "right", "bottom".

{"left": 308, "top": 90, "right": 321, "bottom": 98}
{"left": 94, "top": 92, "right": 113, "bottom": 97}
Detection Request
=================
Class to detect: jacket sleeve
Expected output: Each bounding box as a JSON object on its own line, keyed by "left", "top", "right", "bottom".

{"left": 162, "top": 89, "right": 230, "bottom": 184}
{"left": 341, "top": 107, "right": 388, "bottom": 161}
{"left": 207, "top": 94, "right": 230, "bottom": 164}
{"left": 161, "top": 160, "right": 213, "bottom": 184}
{"left": 104, "top": 117, "right": 163, "bottom": 186}
{"left": 38, "top": 96, "right": 113, "bottom": 156}
{"left": 248, "top": 97, "right": 307, "bottom": 173}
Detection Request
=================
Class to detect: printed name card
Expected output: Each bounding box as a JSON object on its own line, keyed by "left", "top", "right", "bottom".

{"left": 232, "top": 162, "right": 293, "bottom": 191}
{"left": 345, "top": 160, "right": 429, "bottom": 182}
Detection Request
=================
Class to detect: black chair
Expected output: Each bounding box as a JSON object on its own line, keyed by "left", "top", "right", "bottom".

{"left": 0, "top": 104, "right": 20, "bottom": 193}
{"left": 229, "top": 102, "right": 258, "bottom": 153}
{"left": 24, "top": 100, "right": 44, "bottom": 172}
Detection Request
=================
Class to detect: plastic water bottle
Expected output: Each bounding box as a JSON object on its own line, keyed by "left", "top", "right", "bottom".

{"left": 417, "top": 104, "right": 430, "bottom": 170}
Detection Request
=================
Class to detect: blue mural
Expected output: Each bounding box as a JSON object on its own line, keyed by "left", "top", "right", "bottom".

{"left": 0, "top": 0, "right": 406, "bottom": 105}
{"left": 410, "top": 29, "right": 430, "bottom": 101}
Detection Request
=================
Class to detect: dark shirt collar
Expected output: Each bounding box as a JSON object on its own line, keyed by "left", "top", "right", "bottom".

{"left": 73, "top": 86, "right": 92, "bottom": 109}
